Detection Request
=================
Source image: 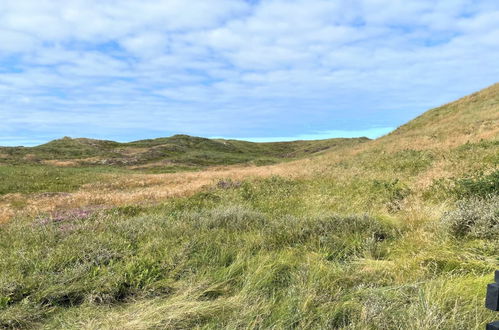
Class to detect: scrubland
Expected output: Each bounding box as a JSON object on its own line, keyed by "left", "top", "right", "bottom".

{"left": 0, "top": 84, "right": 498, "bottom": 329}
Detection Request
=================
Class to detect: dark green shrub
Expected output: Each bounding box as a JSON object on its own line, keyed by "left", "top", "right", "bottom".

{"left": 454, "top": 170, "right": 499, "bottom": 198}
{"left": 425, "top": 170, "right": 499, "bottom": 201}
{"left": 372, "top": 179, "right": 411, "bottom": 212}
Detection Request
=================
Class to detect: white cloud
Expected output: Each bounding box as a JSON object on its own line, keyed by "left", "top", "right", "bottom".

{"left": 0, "top": 0, "right": 250, "bottom": 41}
{"left": 0, "top": 0, "right": 499, "bottom": 145}
{"left": 120, "top": 32, "right": 168, "bottom": 58}
{"left": 0, "top": 30, "right": 38, "bottom": 53}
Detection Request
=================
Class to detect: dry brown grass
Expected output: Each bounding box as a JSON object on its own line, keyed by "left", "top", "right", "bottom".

{"left": 127, "top": 160, "right": 176, "bottom": 170}
{"left": 115, "top": 147, "right": 148, "bottom": 156}
{"left": 0, "top": 207, "right": 15, "bottom": 224}
{"left": 22, "top": 154, "right": 38, "bottom": 161}
{"left": 0, "top": 162, "right": 309, "bottom": 223}
{"left": 42, "top": 159, "right": 80, "bottom": 167}
{"left": 413, "top": 159, "right": 453, "bottom": 191}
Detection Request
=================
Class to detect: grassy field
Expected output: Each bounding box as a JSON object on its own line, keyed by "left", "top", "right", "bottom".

{"left": 0, "top": 84, "right": 498, "bottom": 329}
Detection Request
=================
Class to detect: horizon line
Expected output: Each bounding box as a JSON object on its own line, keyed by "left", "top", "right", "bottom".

{"left": 0, "top": 127, "right": 395, "bottom": 147}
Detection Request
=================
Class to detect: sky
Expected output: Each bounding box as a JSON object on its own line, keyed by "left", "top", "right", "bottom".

{"left": 1, "top": 0, "right": 499, "bottom": 146}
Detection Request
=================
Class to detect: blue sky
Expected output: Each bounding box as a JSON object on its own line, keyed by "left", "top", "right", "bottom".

{"left": 1, "top": 0, "right": 499, "bottom": 146}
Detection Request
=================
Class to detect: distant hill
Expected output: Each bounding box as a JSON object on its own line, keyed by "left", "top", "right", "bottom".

{"left": 0, "top": 134, "right": 369, "bottom": 170}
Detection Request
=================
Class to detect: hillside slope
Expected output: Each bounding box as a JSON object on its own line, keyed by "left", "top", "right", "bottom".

{"left": 304, "top": 83, "right": 499, "bottom": 195}
{"left": 380, "top": 83, "right": 499, "bottom": 150}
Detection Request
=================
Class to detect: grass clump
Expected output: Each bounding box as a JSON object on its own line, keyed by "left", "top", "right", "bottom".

{"left": 0, "top": 199, "right": 397, "bottom": 328}
{"left": 0, "top": 165, "right": 121, "bottom": 195}
{"left": 183, "top": 204, "right": 266, "bottom": 231}
{"left": 356, "top": 149, "right": 434, "bottom": 176}
{"left": 442, "top": 196, "right": 499, "bottom": 239}
{"left": 454, "top": 170, "right": 499, "bottom": 198}
{"left": 263, "top": 214, "right": 394, "bottom": 261}
{"left": 424, "top": 169, "right": 499, "bottom": 202}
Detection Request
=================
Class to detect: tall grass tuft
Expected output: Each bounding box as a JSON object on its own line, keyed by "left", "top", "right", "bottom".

{"left": 442, "top": 195, "right": 499, "bottom": 239}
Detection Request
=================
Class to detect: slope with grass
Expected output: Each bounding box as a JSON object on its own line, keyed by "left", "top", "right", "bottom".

{"left": 0, "top": 84, "right": 498, "bottom": 329}
{"left": 385, "top": 82, "right": 499, "bottom": 149}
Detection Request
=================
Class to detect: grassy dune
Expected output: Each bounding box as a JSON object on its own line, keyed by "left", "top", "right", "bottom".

{"left": 0, "top": 135, "right": 368, "bottom": 170}
{"left": 0, "top": 84, "right": 498, "bottom": 329}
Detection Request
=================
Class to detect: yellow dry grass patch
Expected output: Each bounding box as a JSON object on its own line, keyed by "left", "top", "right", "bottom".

{"left": 115, "top": 147, "right": 148, "bottom": 156}
{"left": 42, "top": 159, "right": 80, "bottom": 167}
{"left": 79, "top": 286, "right": 241, "bottom": 330}
{"left": 23, "top": 154, "right": 38, "bottom": 161}
{"left": 127, "top": 160, "right": 175, "bottom": 170}
{"left": 413, "top": 159, "right": 454, "bottom": 191}
{"left": 0, "top": 162, "right": 309, "bottom": 223}
{"left": 0, "top": 207, "right": 15, "bottom": 224}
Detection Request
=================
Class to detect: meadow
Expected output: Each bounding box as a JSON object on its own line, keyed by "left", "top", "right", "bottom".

{"left": 0, "top": 84, "right": 498, "bottom": 329}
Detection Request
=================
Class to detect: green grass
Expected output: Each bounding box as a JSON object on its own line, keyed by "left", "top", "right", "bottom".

{"left": 0, "top": 165, "right": 126, "bottom": 195}
{"left": 1, "top": 144, "right": 498, "bottom": 328}
{"left": 1, "top": 176, "right": 498, "bottom": 328}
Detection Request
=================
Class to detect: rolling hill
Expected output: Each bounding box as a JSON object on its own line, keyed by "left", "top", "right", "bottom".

{"left": 0, "top": 135, "right": 369, "bottom": 170}
{"left": 0, "top": 84, "right": 498, "bottom": 329}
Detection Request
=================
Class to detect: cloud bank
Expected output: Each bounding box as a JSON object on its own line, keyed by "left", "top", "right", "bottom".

{"left": 1, "top": 0, "right": 498, "bottom": 145}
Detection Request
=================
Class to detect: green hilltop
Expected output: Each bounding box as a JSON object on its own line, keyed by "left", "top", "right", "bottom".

{"left": 0, "top": 134, "right": 369, "bottom": 170}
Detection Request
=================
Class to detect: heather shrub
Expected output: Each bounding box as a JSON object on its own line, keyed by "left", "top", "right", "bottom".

{"left": 442, "top": 196, "right": 499, "bottom": 239}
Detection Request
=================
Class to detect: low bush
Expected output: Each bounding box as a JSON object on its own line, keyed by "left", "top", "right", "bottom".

{"left": 454, "top": 170, "right": 499, "bottom": 198}
{"left": 372, "top": 179, "right": 412, "bottom": 212}
{"left": 425, "top": 169, "right": 499, "bottom": 201}
{"left": 442, "top": 195, "right": 499, "bottom": 239}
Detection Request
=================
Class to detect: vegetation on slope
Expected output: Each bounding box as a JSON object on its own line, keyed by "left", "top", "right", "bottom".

{"left": 0, "top": 84, "right": 498, "bottom": 329}
{"left": 379, "top": 82, "right": 499, "bottom": 150}
{"left": 0, "top": 135, "right": 369, "bottom": 170}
